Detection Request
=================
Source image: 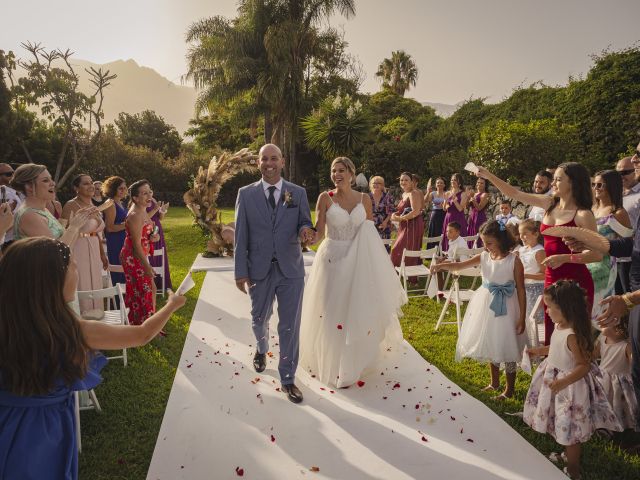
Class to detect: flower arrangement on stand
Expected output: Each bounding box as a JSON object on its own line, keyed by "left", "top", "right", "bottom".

{"left": 183, "top": 148, "right": 258, "bottom": 257}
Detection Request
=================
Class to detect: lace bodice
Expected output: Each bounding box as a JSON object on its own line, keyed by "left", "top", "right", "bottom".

{"left": 325, "top": 201, "right": 366, "bottom": 241}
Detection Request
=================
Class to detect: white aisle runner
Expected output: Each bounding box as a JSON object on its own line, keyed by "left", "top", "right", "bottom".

{"left": 147, "top": 258, "right": 564, "bottom": 480}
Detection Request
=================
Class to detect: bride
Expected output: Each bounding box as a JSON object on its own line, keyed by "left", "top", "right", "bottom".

{"left": 299, "top": 157, "right": 408, "bottom": 388}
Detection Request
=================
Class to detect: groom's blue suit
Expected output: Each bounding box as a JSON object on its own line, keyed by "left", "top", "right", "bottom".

{"left": 234, "top": 179, "right": 313, "bottom": 384}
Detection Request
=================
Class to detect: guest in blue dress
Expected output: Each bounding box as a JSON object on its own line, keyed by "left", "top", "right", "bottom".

{"left": 102, "top": 176, "right": 128, "bottom": 285}
{"left": 0, "top": 237, "right": 187, "bottom": 480}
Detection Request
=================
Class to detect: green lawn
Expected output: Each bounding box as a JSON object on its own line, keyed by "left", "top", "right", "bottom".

{"left": 79, "top": 207, "right": 640, "bottom": 480}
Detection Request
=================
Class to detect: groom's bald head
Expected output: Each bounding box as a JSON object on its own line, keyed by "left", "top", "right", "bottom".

{"left": 259, "top": 143, "right": 283, "bottom": 159}
{"left": 258, "top": 144, "right": 285, "bottom": 184}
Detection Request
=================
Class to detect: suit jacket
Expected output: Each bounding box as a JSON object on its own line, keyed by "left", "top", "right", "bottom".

{"left": 234, "top": 179, "right": 313, "bottom": 281}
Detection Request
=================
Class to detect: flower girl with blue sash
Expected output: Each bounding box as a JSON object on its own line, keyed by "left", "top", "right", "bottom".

{"left": 432, "top": 220, "right": 527, "bottom": 399}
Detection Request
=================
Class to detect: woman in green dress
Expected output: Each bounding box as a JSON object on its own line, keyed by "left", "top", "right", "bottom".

{"left": 588, "top": 170, "right": 633, "bottom": 326}
{"left": 10, "top": 164, "right": 95, "bottom": 246}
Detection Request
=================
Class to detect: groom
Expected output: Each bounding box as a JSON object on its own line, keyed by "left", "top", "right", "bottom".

{"left": 234, "top": 144, "right": 315, "bottom": 404}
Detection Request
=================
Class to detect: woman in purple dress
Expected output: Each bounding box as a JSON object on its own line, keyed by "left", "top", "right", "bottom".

{"left": 391, "top": 172, "right": 425, "bottom": 280}
{"left": 146, "top": 197, "right": 173, "bottom": 291}
{"left": 441, "top": 173, "right": 469, "bottom": 252}
{"left": 467, "top": 177, "right": 491, "bottom": 247}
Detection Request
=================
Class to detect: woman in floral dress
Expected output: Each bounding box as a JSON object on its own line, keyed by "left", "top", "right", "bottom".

{"left": 120, "top": 180, "right": 158, "bottom": 325}
{"left": 588, "top": 170, "right": 632, "bottom": 324}
{"left": 368, "top": 176, "right": 394, "bottom": 248}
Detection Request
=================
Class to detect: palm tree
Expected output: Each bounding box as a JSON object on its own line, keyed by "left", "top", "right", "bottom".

{"left": 262, "top": 0, "right": 356, "bottom": 181}
{"left": 185, "top": 0, "right": 279, "bottom": 142}
{"left": 375, "top": 50, "right": 418, "bottom": 97}
{"left": 185, "top": 0, "right": 356, "bottom": 182}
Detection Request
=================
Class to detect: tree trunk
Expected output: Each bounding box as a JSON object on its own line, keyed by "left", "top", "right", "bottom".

{"left": 264, "top": 111, "right": 273, "bottom": 144}
{"left": 289, "top": 125, "right": 297, "bottom": 184}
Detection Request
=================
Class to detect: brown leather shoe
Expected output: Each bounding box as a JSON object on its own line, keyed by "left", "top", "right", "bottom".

{"left": 282, "top": 384, "right": 303, "bottom": 404}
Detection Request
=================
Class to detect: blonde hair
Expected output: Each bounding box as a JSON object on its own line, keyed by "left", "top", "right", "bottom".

{"left": 9, "top": 164, "right": 48, "bottom": 196}
{"left": 331, "top": 157, "right": 356, "bottom": 185}
{"left": 369, "top": 175, "right": 385, "bottom": 191}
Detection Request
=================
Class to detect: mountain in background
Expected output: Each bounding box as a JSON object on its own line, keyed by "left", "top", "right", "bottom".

{"left": 17, "top": 57, "right": 461, "bottom": 133}
{"left": 421, "top": 101, "right": 460, "bottom": 118}
{"left": 75, "top": 59, "right": 198, "bottom": 135}
{"left": 16, "top": 58, "right": 198, "bottom": 135}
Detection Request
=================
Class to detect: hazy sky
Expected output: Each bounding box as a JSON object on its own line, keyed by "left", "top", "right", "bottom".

{"left": 2, "top": 0, "right": 639, "bottom": 104}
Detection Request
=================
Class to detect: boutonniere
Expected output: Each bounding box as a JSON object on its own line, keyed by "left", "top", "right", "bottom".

{"left": 284, "top": 190, "right": 296, "bottom": 208}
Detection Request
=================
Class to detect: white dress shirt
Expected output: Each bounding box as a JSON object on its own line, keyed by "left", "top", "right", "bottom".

{"left": 261, "top": 178, "right": 283, "bottom": 207}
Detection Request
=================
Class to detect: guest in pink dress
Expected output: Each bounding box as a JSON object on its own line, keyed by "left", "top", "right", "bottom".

{"left": 61, "top": 174, "right": 108, "bottom": 315}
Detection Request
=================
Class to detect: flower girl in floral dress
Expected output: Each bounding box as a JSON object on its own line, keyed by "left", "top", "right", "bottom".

{"left": 595, "top": 318, "right": 638, "bottom": 432}
{"left": 524, "top": 280, "right": 621, "bottom": 479}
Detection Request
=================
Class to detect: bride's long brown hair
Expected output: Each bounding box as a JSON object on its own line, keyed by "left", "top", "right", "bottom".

{"left": 0, "top": 238, "right": 89, "bottom": 396}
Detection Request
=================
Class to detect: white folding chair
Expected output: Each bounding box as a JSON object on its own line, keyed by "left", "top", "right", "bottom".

{"left": 151, "top": 247, "right": 166, "bottom": 297}
{"left": 74, "top": 389, "right": 102, "bottom": 453}
{"left": 77, "top": 284, "right": 128, "bottom": 366}
{"left": 422, "top": 235, "right": 443, "bottom": 254}
{"left": 435, "top": 265, "right": 483, "bottom": 332}
{"left": 526, "top": 294, "right": 545, "bottom": 347}
{"left": 394, "top": 246, "right": 439, "bottom": 297}
{"left": 462, "top": 234, "right": 479, "bottom": 247}
{"left": 440, "top": 246, "right": 484, "bottom": 293}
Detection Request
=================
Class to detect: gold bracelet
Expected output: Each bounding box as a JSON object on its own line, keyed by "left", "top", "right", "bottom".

{"left": 622, "top": 293, "right": 635, "bottom": 311}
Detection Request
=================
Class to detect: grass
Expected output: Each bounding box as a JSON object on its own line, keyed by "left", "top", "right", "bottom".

{"left": 79, "top": 207, "right": 640, "bottom": 480}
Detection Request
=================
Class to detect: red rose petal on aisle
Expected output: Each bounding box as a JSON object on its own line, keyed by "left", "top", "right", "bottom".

{"left": 337, "top": 324, "right": 343, "bottom": 330}
{"left": 393, "top": 383, "right": 401, "bottom": 389}
{"left": 421, "top": 436, "right": 428, "bottom": 442}
{"left": 466, "top": 438, "right": 474, "bottom": 443}
{"left": 357, "top": 381, "right": 365, "bottom": 387}
{"left": 310, "top": 466, "right": 320, "bottom": 472}
{"left": 186, "top": 363, "right": 193, "bottom": 368}
{"left": 271, "top": 434, "right": 276, "bottom": 442}
{"left": 235, "top": 466, "right": 244, "bottom": 476}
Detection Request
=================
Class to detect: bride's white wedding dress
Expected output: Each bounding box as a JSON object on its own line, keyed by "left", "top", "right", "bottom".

{"left": 299, "top": 197, "right": 408, "bottom": 388}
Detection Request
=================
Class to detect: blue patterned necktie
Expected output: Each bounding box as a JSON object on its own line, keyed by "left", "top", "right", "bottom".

{"left": 268, "top": 186, "right": 276, "bottom": 210}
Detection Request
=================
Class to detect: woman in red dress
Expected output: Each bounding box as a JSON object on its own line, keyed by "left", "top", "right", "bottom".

{"left": 391, "top": 172, "right": 425, "bottom": 281}
{"left": 120, "top": 180, "right": 158, "bottom": 325}
{"left": 476, "top": 163, "right": 601, "bottom": 344}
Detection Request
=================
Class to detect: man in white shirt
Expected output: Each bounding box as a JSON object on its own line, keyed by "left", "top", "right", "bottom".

{"left": 616, "top": 155, "right": 640, "bottom": 293}
{"left": 527, "top": 170, "right": 553, "bottom": 221}
{"left": 0, "top": 163, "right": 23, "bottom": 250}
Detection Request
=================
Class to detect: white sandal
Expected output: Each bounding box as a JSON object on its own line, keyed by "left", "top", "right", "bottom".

{"left": 548, "top": 452, "right": 567, "bottom": 463}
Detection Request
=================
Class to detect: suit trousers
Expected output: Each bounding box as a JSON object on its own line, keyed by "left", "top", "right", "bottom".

{"left": 249, "top": 260, "right": 304, "bottom": 385}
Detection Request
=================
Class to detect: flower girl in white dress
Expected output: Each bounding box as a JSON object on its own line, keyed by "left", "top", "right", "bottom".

{"left": 432, "top": 220, "right": 526, "bottom": 399}
{"left": 299, "top": 157, "right": 407, "bottom": 388}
